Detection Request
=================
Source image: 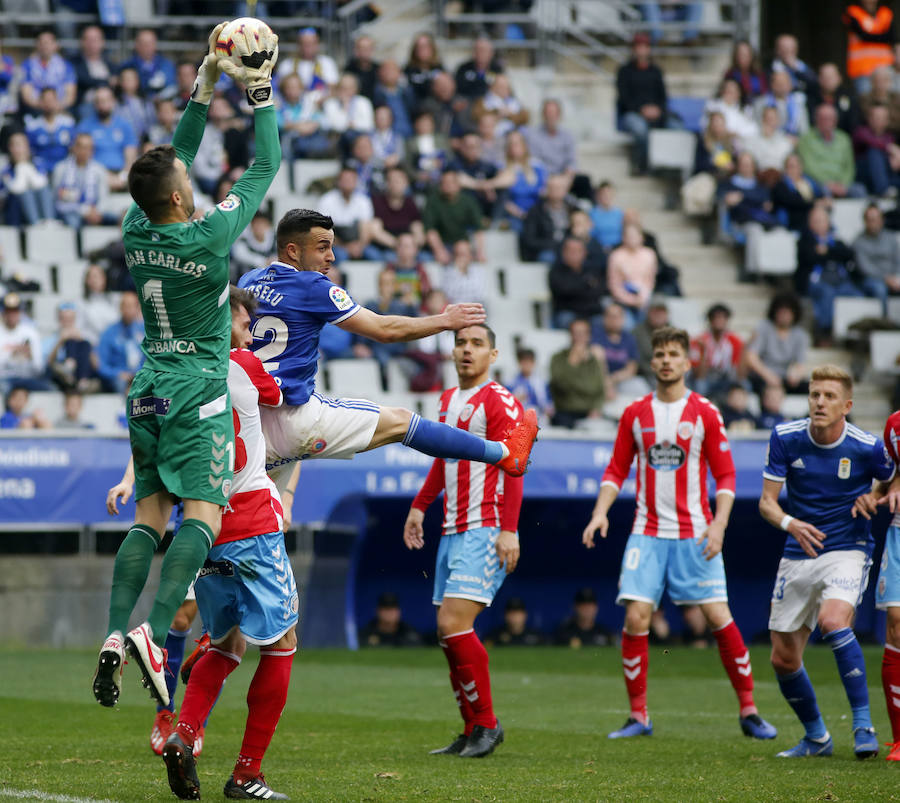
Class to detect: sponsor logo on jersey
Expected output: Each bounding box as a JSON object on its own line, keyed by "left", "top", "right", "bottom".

{"left": 677, "top": 421, "right": 694, "bottom": 440}
{"left": 791, "top": 457, "right": 805, "bottom": 468}
{"left": 145, "top": 339, "right": 198, "bottom": 354}
{"left": 222, "top": 478, "right": 232, "bottom": 497}
{"left": 198, "top": 558, "right": 235, "bottom": 577}
{"left": 328, "top": 285, "right": 353, "bottom": 311}
{"left": 838, "top": 457, "right": 851, "bottom": 479}
{"left": 459, "top": 403, "right": 475, "bottom": 422}
{"left": 647, "top": 441, "right": 686, "bottom": 471}
{"left": 217, "top": 194, "right": 241, "bottom": 212}
{"left": 129, "top": 396, "right": 171, "bottom": 417}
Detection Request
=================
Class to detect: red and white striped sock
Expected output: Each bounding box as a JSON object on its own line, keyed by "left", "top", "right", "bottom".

{"left": 622, "top": 630, "right": 649, "bottom": 724}
{"left": 712, "top": 619, "right": 756, "bottom": 717}
{"left": 882, "top": 643, "right": 900, "bottom": 743}
{"left": 443, "top": 629, "right": 497, "bottom": 729}
{"left": 440, "top": 638, "right": 474, "bottom": 735}
{"left": 176, "top": 646, "right": 240, "bottom": 745}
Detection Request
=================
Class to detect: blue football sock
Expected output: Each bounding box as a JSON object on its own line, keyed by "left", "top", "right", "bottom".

{"left": 403, "top": 413, "right": 504, "bottom": 463}
{"left": 776, "top": 665, "right": 828, "bottom": 740}
{"left": 824, "top": 627, "right": 872, "bottom": 730}
{"left": 157, "top": 627, "right": 190, "bottom": 713}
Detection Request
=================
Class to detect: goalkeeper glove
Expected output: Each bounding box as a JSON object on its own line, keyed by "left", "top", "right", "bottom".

{"left": 191, "top": 22, "right": 227, "bottom": 105}
{"left": 219, "top": 23, "right": 279, "bottom": 109}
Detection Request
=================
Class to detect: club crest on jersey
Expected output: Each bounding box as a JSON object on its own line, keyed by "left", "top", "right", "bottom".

{"left": 459, "top": 403, "right": 475, "bottom": 422}
{"left": 677, "top": 421, "right": 694, "bottom": 440}
{"left": 880, "top": 576, "right": 887, "bottom": 598}
{"left": 222, "top": 478, "right": 232, "bottom": 497}
{"left": 329, "top": 285, "right": 353, "bottom": 311}
{"left": 648, "top": 440, "right": 686, "bottom": 471}
{"left": 838, "top": 457, "right": 851, "bottom": 479}
{"left": 217, "top": 194, "right": 240, "bottom": 212}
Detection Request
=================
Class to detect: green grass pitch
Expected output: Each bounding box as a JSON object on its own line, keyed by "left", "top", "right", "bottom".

{"left": 3, "top": 645, "right": 900, "bottom": 802}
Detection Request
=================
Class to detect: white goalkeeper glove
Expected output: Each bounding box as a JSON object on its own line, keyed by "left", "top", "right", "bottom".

{"left": 218, "top": 23, "right": 279, "bottom": 109}
{"left": 191, "top": 22, "right": 227, "bottom": 106}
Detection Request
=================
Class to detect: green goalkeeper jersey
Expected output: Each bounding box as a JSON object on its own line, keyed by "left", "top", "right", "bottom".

{"left": 122, "top": 101, "right": 280, "bottom": 380}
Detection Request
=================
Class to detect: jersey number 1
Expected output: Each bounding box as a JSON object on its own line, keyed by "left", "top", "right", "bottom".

{"left": 142, "top": 279, "right": 173, "bottom": 339}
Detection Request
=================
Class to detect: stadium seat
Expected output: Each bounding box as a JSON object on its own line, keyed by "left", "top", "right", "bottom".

{"left": 79, "top": 225, "right": 120, "bottom": 258}
{"left": 24, "top": 221, "right": 77, "bottom": 265}
{"left": 887, "top": 297, "right": 900, "bottom": 322}
{"left": 870, "top": 331, "right": 900, "bottom": 373}
{"left": 648, "top": 129, "right": 697, "bottom": 175}
{"left": 666, "top": 97, "right": 706, "bottom": 133}
{"left": 484, "top": 230, "right": 518, "bottom": 262}
{"left": 266, "top": 162, "right": 292, "bottom": 199}
{"left": 292, "top": 159, "right": 340, "bottom": 193}
{"left": 83, "top": 394, "right": 126, "bottom": 432}
{"left": 832, "top": 297, "right": 882, "bottom": 340}
{"left": 782, "top": 394, "right": 811, "bottom": 419}
{"left": 517, "top": 328, "right": 569, "bottom": 367}
{"left": 385, "top": 357, "right": 410, "bottom": 393}
{"left": 28, "top": 391, "right": 64, "bottom": 423}
{"left": 749, "top": 227, "right": 797, "bottom": 275}
{"left": 368, "top": 390, "right": 420, "bottom": 412}
{"left": 340, "top": 260, "right": 382, "bottom": 302}
{"left": 498, "top": 262, "right": 550, "bottom": 302}
{"left": 0, "top": 225, "right": 23, "bottom": 264}
{"left": 326, "top": 358, "right": 382, "bottom": 396}
{"left": 664, "top": 297, "right": 703, "bottom": 335}
{"left": 270, "top": 193, "right": 321, "bottom": 227}
{"left": 55, "top": 260, "right": 88, "bottom": 300}
{"left": 441, "top": 359, "right": 458, "bottom": 388}
{"left": 30, "top": 293, "right": 63, "bottom": 334}
{"left": 831, "top": 199, "right": 868, "bottom": 243}
{"left": 415, "top": 391, "right": 443, "bottom": 416}
{"left": 8, "top": 261, "right": 53, "bottom": 293}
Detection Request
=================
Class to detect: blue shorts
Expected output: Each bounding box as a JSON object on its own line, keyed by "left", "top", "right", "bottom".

{"left": 616, "top": 532, "right": 728, "bottom": 608}
{"left": 195, "top": 531, "right": 299, "bottom": 646}
{"left": 432, "top": 527, "right": 507, "bottom": 606}
{"left": 876, "top": 525, "right": 900, "bottom": 610}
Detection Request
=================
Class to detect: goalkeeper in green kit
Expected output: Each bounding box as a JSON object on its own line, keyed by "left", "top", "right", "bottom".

{"left": 92, "top": 20, "right": 281, "bottom": 709}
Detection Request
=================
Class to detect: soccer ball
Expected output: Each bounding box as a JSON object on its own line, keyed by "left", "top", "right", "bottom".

{"left": 215, "top": 17, "right": 276, "bottom": 71}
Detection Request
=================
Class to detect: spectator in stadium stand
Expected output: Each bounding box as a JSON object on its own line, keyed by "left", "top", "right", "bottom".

{"left": 615, "top": 33, "right": 669, "bottom": 176}
{"left": 633, "top": 296, "right": 670, "bottom": 383}
{"left": 853, "top": 103, "right": 900, "bottom": 196}
{"left": 276, "top": 73, "right": 332, "bottom": 162}
{"left": 796, "top": 104, "right": 867, "bottom": 198}
{"left": 386, "top": 233, "right": 432, "bottom": 307}
{"left": 507, "top": 347, "right": 552, "bottom": 422}
{"left": 118, "top": 29, "right": 175, "bottom": 100}
{"left": 606, "top": 222, "right": 658, "bottom": 327}
{"left": 719, "top": 151, "right": 779, "bottom": 238}
{"left": 44, "top": 300, "right": 99, "bottom": 392}
{"left": 323, "top": 73, "right": 375, "bottom": 149}
{"left": 170, "top": 60, "right": 198, "bottom": 111}
{"left": 549, "top": 236, "right": 606, "bottom": 330}
{"left": 423, "top": 168, "right": 487, "bottom": 265}
{"left": 471, "top": 74, "right": 528, "bottom": 138}
{"left": 421, "top": 71, "right": 469, "bottom": 141}
{"left": 478, "top": 110, "right": 506, "bottom": 171}
{"left": 491, "top": 129, "right": 547, "bottom": 231}
{"left": 25, "top": 86, "right": 75, "bottom": 177}
{"left": 771, "top": 153, "right": 826, "bottom": 232}
{"left": 276, "top": 26, "right": 339, "bottom": 95}
{"left": 2, "top": 132, "right": 54, "bottom": 226}
{"left": 344, "top": 34, "right": 380, "bottom": 101}
{"left": 358, "top": 267, "right": 418, "bottom": 369}
{"left": 723, "top": 40, "right": 768, "bottom": 106}
{"left": 359, "top": 592, "right": 423, "bottom": 647}
{"left": 346, "top": 133, "right": 384, "bottom": 195}
{"left": 691, "top": 111, "right": 737, "bottom": 186}
{"left": 859, "top": 66, "right": 900, "bottom": 137}
{"left": 549, "top": 317, "right": 608, "bottom": 428}
{"left": 752, "top": 69, "right": 809, "bottom": 139}
{"left": 74, "top": 86, "right": 137, "bottom": 192}
{"left": 54, "top": 389, "right": 93, "bottom": 430}
{"left": 81, "top": 263, "right": 120, "bottom": 345}
{"left": 318, "top": 166, "right": 378, "bottom": 262}
{"left": 115, "top": 67, "right": 154, "bottom": 144}
{"left": 744, "top": 292, "right": 810, "bottom": 396}
{"left": 0, "top": 40, "right": 15, "bottom": 116}
{"left": 19, "top": 30, "right": 76, "bottom": 114}
{"left": 554, "top": 587, "right": 613, "bottom": 648}
{"left": 52, "top": 132, "right": 111, "bottom": 229}
{"left": 743, "top": 105, "right": 794, "bottom": 183}
{"left": 590, "top": 181, "right": 625, "bottom": 251}
{"left": 96, "top": 290, "right": 144, "bottom": 394}
{"left": 454, "top": 33, "right": 504, "bottom": 103}
{"left": 230, "top": 212, "right": 275, "bottom": 282}
{"left": 720, "top": 382, "right": 757, "bottom": 434}
{"left": 370, "top": 167, "right": 425, "bottom": 251}
{"left": 852, "top": 203, "right": 900, "bottom": 310}
{"left": 621, "top": 207, "right": 681, "bottom": 297}
{"left": 519, "top": 173, "right": 574, "bottom": 262}
{"left": 756, "top": 383, "right": 786, "bottom": 431}
{"left": 769, "top": 33, "right": 818, "bottom": 99}
{"left": 593, "top": 301, "right": 650, "bottom": 401}
{"left": 567, "top": 209, "right": 609, "bottom": 275}
{"left": 524, "top": 98, "right": 591, "bottom": 200}
{"left": 806, "top": 63, "right": 859, "bottom": 136}
{"left": 404, "top": 32, "right": 444, "bottom": 112}
{"left": 450, "top": 131, "right": 499, "bottom": 221}
{"left": 406, "top": 111, "right": 449, "bottom": 189}
{"left": 703, "top": 78, "right": 759, "bottom": 142}
{"left": 0, "top": 385, "right": 49, "bottom": 429}
{"left": 842, "top": 0, "right": 897, "bottom": 95}
{"left": 71, "top": 25, "right": 114, "bottom": 108}
{"left": 372, "top": 59, "right": 414, "bottom": 139}
{"left": 371, "top": 106, "right": 405, "bottom": 172}
{"left": 797, "top": 204, "right": 867, "bottom": 339}
{"left": 441, "top": 239, "right": 492, "bottom": 309}
{"left": 689, "top": 303, "right": 744, "bottom": 402}
{"left": 484, "top": 597, "right": 545, "bottom": 647}
{"left": 146, "top": 98, "right": 178, "bottom": 146}
{"left": 0, "top": 293, "right": 48, "bottom": 392}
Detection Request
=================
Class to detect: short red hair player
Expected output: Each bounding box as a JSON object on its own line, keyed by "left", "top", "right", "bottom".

{"left": 404, "top": 324, "right": 526, "bottom": 758}
{"left": 582, "top": 326, "right": 776, "bottom": 740}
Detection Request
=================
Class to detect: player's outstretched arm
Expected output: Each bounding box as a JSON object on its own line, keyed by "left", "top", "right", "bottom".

{"left": 338, "top": 303, "right": 485, "bottom": 344}
{"left": 759, "top": 478, "right": 826, "bottom": 558}
{"left": 107, "top": 456, "right": 136, "bottom": 516}
{"left": 583, "top": 484, "right": 619, "bottom": 548}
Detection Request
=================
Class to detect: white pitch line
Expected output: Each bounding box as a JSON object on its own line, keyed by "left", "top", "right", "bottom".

{"left": 0, "top": 788, "right": 117, "bottom": 803}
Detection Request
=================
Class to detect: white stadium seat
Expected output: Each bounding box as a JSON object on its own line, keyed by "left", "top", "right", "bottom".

{"left": 483, "top": 230, "right": 518, "bottom": 262}
{"left": 8, "top": 261, "right": 53, "bottom": 292}
{"left": 831, "top": 199, "right": 868, "bottom": 243}
{"left": 55, "top": 260, "right": 88, "bottom": 300}
{"left": 517, "top": 328, "right": 569, "bottom": 367}
{"left": 782, "top": 394, "right": 811, "bottom": 419}
{"left": 664, "top": 297, "right": 703, "bottom": 335}
{"left": 870, "top": 331, "right": 900, "bottom": 373}
{"left": 340, "top": 261, "right": 382, "bottom": 303}
{"left": 832, "top": 297, "right": 882, "bottom": 340}
{"left": 0, "top": 225, "right": 23, "bottom": 264}
{"left": 326, "top": 358, "right": 382, "bottom": 397}
{"left": 750, "top": 227, "right": 797, "bottom": 275}
{"left": 499, "top": 262, "right": 550, "bottom": 300}
{"left": 24, "top": 221, "right": 77, "bottom": 265}
{"left": 83, "top": 394, "right": 126, "bottom": 432}
{"left": 28, "top": 391, "right": 64, "bottom": 423}
{"left": 292, "top": 159, "right": 340, "bottom": 193}
{"left": 648, "top": 129, "right": 697, "bottom": 175}
{"left": 79, "top": 225, "right": 120, "bottom": 257}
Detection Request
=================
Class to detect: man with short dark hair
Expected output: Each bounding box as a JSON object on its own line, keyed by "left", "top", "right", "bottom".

{"left": 584, "top": 326, "right": 776, "bottom": 741}
{"left": 554, "top": 587, "right": 613, "bottom": 647}
{"left": 455, "top": 35, "right": 504, "bottom": 101}
{"left": 118, "top": 28, "right": 176, "bottom": 100}
{"left": 616, "top": 34, "right": 669, "bottom": 174}
{"left": 423, "top": 169, "right": 486, "bottom": 264}
{"left": 359, "top": 592, "right": 423, "bottom": 647}
{"left": 853, "top": 203, "right": 900, "bottom": 310}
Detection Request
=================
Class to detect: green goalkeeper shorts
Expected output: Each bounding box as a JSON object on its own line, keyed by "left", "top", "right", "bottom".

{"left": 128, "top": 369, "right": 234, "bottom": 506}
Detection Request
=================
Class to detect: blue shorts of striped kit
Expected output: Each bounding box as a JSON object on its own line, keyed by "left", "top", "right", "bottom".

{"left": 432, "top": 526, "right": 507, "bottom": 606}
{"left": 877, "top": 525, "right": 900, "bottom": 610}
{"left": 616, "top": 532, "right": 728, "bottom": 608}
{"left": 195, "top": 531, "right": 299, "bottom": 646}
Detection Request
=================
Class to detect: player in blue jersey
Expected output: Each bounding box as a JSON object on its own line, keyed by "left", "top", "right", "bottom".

{"left": 758, "top": 364, "right": 896, "bottom": 759}
{"left": 237, "top": 209, "right": 538, "bottom": 485}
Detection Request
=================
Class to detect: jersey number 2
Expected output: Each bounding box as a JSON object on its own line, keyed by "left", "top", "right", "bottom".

{"left": 141, "top": 279, "right": 173, "bottom": 339}
{"left": 252, "top": 316, "right": 288, "bottom": 372}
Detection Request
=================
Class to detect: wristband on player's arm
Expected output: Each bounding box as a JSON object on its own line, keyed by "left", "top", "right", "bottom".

{"left": 246, "top": 82, "right": 274, "bottom": 109}
{"left": 780, "top": 515, "right": 794, "bottom": 532}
